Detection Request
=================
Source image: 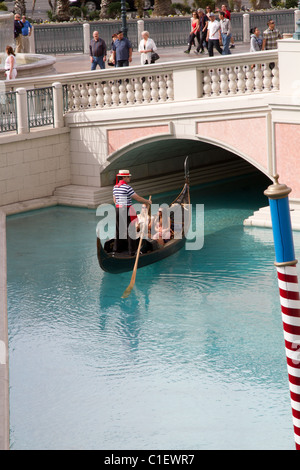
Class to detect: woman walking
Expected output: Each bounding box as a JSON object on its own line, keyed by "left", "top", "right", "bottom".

{"left": 4, "top": 46, "right": 17, "bottom": 80}
{"left": 138, "top": 31, "right": 158, "bottom": 65}
{"left": 184, "top": 11, "right": 200, "bottom": 54}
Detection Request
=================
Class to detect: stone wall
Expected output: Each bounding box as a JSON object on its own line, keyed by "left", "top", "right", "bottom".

{"left": 0, "top": 128, "right": 70, "bottom": 206}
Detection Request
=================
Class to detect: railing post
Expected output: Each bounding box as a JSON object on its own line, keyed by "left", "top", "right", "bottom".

{"left": 16, "top": 88, "right": 29, "bottom": 134}
{"left": 29, "top": 26, "right": 35, "bottom": 53}
{"left": 137, "top": 19, "right": 144, "bottom": 44}
{"left": 52, "top": 82, "right": 64, "bottom": 128}
{"left": 83, "top": 22, "right": 90, "bottom": 54}
{"left": 173, "top": 68, "right": 202, "bottom": 101}
{"left": 243, "top": 13, "right": 250, "bottom": 44}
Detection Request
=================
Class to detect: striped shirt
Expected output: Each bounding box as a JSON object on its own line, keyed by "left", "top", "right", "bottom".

{"left": 113, "top": 183, "right": 135, "bottom": 207}
{"left": 263, "top": 27, "right": 282, "bottom": 50}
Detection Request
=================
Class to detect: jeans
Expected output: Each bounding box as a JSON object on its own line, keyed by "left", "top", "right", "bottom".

{"left": 221, "top": 33, "right": 231, "bottom": 55}
{"left": 91, "top": 56, "right": 105, "bottom": 70}
{"left": 116, "top": 60, "right": 129, "bottom": 67}
{"left": 208, "top": 39, "right": 223, "bottom": 57}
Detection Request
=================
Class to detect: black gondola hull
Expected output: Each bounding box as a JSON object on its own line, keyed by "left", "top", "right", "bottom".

{"left": 97, "top": 236, "right": 187, "bottom": 274}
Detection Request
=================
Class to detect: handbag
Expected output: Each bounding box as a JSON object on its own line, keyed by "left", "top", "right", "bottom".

{"left": 108, "top": 52, "right": 114, "bottom": 66}
{"left": 151, "top": 51, "right": 160, "bottom": 62}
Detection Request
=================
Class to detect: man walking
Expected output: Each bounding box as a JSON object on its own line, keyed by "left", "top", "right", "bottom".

{"left": 206, "top": 13, "right": 223, "bottom": 57}
{"left": 89, "top": 30, "right": 107, "bottom": 70}
{"left": 112, "top": 31, "right": 132, "bottom": 67}
{"left": 219, "top": 11, "right": 231, "bottom": 55}
{"left": 14, "top": 14, "right": 23, "bottom": 53}
{"left": 262, "top": 19, "right": 282, "bottom": 50}
{"left": 21, "top": 15, "right": 32, "bottom": 53}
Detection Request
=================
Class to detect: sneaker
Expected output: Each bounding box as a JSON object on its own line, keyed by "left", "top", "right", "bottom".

{"left": 194, "top": 51, "right": 199, "bottom": 55}
{"left": 230, "top": 44, "right": 235, "bottom": 49}
{"left": 184, "top": 50, "right": 190, "bottom": 54}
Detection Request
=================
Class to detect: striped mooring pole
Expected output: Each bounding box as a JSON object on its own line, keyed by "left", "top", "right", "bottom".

{"left": 264, "top": 175, "right": 300, "bottom": 450}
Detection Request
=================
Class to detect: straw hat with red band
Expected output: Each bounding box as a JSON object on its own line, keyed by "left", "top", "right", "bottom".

{"left": 117, "top": 170, "right": 132, "bottom": 177}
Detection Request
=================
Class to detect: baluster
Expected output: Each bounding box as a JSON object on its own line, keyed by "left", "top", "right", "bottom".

{"left": 95, "top": 82, "right": 104, "bottom": 108}
{"left": 73, "top": 84, "right": 81, "bottom": 110}
{"left": 126, "top": 79, "right": 135, "bottom": 105}
{"left": 142, "top": 76, "right": 151, "bottom": 103}
{"left": 219, "top": 67, "right": 229, "bottom": 96}
{"left": 166, "top": 74, "right": 174, "bottom": 100}
{"left": 228, "top": 66, "right": 237, "bottom": 95}
{"left": 150, "top": 76, "right": 159, "bottom": 103}
{"left": 119, "top": 80, "right": 127, "bottom": 106}
{"left": 79, "top": 83, "right": 89, "bottom": 109}
{"left": 134, "top": 78, "right": 143, "bottom": 104}
{"left": 263, "top": 63, "right": 272, "bottom": 91}
{"left": 158, "top": 75, "right": 167, "bottom": 102}
{"left": 254, "top": 64, "right": 263, "bottom": 92}
{"left": 103, "top": 81, "right": 112, "bottom": 107}
{"left": 272, "top": 62, "right": 279, "bottom": 91}
{"left": 236, "top": 65, "right": 246, "bottom": 94}
{"left": 245, "top": 65, "right": 254, "bottom": 94}
{"left": 88, "top": 82, "right": 96, "bottom": 108}
{"left": 111, "top": 80, "right": 119, "bottom": 107}
{"left": 202, "top": 70, "right": 211, "bottom": 97}
{"left": 67, "top": 84, "right": 74, "bottom": 110}
{"left": 211, "top": 68, "right": 220, "bottom": 96}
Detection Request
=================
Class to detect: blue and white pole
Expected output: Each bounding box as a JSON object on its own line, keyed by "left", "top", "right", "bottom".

{"left": 264, "top": 175, "right": 300, "bottom": 450}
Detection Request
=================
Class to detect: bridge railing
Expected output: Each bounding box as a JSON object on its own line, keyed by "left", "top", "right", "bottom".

{"left": 1, "top": 50, "right": 279, "bottom": 134}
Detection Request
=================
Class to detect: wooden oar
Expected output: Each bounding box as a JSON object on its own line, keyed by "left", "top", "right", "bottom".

{"left": 122, "top": 197, "right": 151, "bottom": 299}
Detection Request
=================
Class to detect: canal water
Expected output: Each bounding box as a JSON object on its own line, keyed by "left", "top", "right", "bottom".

{"left": 6, "top": 173, "right": 298, "bottom": 450}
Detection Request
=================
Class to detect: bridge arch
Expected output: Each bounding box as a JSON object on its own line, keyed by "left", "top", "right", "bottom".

{"left": 100, "top": 133, "right": 271, "bottom": 187}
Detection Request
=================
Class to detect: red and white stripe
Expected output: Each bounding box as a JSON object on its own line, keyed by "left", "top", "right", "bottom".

{"left": 277, "top": 264, "right": 300, "bottom": 450}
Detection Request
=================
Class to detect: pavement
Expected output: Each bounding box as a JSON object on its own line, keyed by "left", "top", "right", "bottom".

{"left": 53, "top": 42, "right": 250, "bottom": 74}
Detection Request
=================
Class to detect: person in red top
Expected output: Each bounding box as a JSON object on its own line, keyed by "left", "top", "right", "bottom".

{"left": 184, "top": 11, "right": 200, "bottom": 54}
{"left": 221, "top": 4, "right": 235, "bottom": 48}
{"left": 113, "top": 170, "right": 151, "bottom": 255}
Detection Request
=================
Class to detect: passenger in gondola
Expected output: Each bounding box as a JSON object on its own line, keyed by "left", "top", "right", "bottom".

{"left": 113, "top": 170, "right": 151, "bottom": 256}
{"left": 152, "top": 207, "right": 172, "bottom": 245}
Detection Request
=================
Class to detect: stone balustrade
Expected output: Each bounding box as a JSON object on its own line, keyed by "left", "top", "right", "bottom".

{"left": 3, "top": 50, "right": 279, "bottom": 133}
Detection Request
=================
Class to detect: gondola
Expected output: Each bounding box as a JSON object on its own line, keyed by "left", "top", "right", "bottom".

{"left": 97, "top": 157, "right": 191, "bottom": 274}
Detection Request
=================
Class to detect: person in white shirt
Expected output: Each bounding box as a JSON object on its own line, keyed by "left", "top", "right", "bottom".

{"left": 206, "top": 12, "right": 223, "bottom": 57}
{"left": 138, "top": 31, "right": 158, "bottom": 65}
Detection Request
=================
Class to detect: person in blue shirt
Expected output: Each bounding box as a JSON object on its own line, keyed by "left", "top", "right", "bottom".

{"left": 21, "top": 15, "right": 32, "bottom": 53}
{"left": 112, "top": 31, "right": 132, "bottom": 67}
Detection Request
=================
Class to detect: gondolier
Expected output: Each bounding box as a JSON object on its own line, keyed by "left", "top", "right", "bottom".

{"left": 113, "top": 169, "right": 151, "bottom": 255}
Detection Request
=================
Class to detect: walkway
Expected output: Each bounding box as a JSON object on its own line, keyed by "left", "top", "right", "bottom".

{"left": 53, "top": 42, "right": 249, "bottom": 74}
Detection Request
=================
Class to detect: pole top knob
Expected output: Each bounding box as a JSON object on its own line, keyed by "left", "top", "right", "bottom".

{"left": 264, "top": 174, "right": 292, "bottom": 199}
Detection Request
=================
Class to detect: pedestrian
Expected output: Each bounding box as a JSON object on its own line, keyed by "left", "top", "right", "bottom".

{"left": 113, "top": 170, "right": 151, "bottom": 255}
{"left": 90, "top": 30, "right": 107, "bottom": 70}
{"left": 250, "top": 27, "right": 262, "bottom": 52}
{"left": 14, "top": 13, "right": 23, "bottom": 54}
{"left": 184, "top": 11, "right": 200, "bottom": 54}
{"left": 5, "top": 46, "right": 17, "bottom": 80}
{"left": 138, "top": 31, "right": 158, "bottom": 65}
{"left": 108, "top": 33, "right": 117, "bottom": 66}
{"left": 206, "top": 13, "right": 223, "bottom": 57}
{"left": 195, "top": 9, "right": 209, "bottom": 54}
{"left": 21, "top": 15, "right": 32, "bottom": 53}
{"left": 112, "top": 31, "right": 133, "bottom": 67}
{"left": 219, "top": 11, "right": 231, "bottom": 55}
{"left": 221, "top": 4, "right": 235, "bottom": 49}
{"left": 262, "top": 19, "right": 282, "bottom": 50}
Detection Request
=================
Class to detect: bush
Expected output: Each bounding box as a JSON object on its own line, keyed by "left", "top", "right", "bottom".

{"left": 171, "top": 2, "right": 191, "bottom": 14}
{"left": 285, "top": 0, "right": 298, "bottom": 7}
{"left": 70, "top": 6, "right": 82, "bottom": 17}
{"left": 88, "top": 10, "right": 100, "bottom": 20}
{"left": 0, "top": 2, "right": 8, "bottom": 10}
{"left": 107, "top": 1, "right": 129, "bottom": 18}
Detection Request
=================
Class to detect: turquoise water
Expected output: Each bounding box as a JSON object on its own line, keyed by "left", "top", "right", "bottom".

{"left": 6, "top": 173, "right": 299, "bottom": 450}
